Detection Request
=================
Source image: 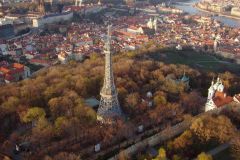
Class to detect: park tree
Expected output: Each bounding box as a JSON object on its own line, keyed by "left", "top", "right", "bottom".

{"left": 32, "top": 117, "right": 54, "bottom": 145}
{"left": 0, "top": 140, "right": 13, "bottom": 154}
{"left": 20, "top": 81, "right": 46, "bottom": 106}
{"left": 153, "top": 92, "right": 167, "bottom": 106}
{"left": 22, "top": 107, "right": 46, "bottom": 124}
{"left": 172, "top": 155, "right": 182, "bottom": 160}
{"left": 119, "top": 150, "right": 129, "bottom": 160}
{"left": 162, "top": 80, "right": 185, "bottom": 94}
{"left": 125, "top": 92, "right": 140, "bottom": 109}
{"left": 118, "top": 87, "right": 128, "bottom": 105}
{"left": 230, "top": 134, "right": 240, "bottom": 159}
{"left": 52, "top": 152, "right": 81, "bottom": 160}
{"left": 48, "top": 96, "right": 74, "bottom": 118}
{"left": 152, "top": 69, "right": 165, "bottom": 82}
{"left": 82, "top": 107, "right": 97, "bottom": 124}
{"left": 44, "top": 156, "right": 53, "bottom": 160}
{"left": 1, "top": 96, "right": 20, "bottom": 113}
{"left": 74, "top": 104, "right": 96, "bottom": 124}
{"left": 54, "top": 116, "right": 69, "bottom": 136}
{"left": 48, "top": 97, "right": 62, "bottom": 118}
{"left": 190, "top": 115, "right": 237, "bottom": 143}
{"left": 180, "top": 91, "right": 204, "bottom": 115}
{"left": 153, "top": 147, "right": 167, "bottom": 160}
{"left": 172, "top": 130, "right": 193, "bottom": 150}
{"left": 197, "top": 152, "right": 213, "bottom": 160}
{"left": 220, "top": 106, "right": 240, "bottom": 127}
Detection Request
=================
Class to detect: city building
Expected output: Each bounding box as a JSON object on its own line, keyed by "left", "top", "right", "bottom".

{"left": 231, "top": 7, "right": 240, "bottom": 17}
{"left": 0, "top": 18, "right": 13, "bottom": 25}
{"left": 0, "top": 62, "right": 31, "bottom": 83}
{"left": 147, "top": 17, "right": 157, "bottom": 32}
{"left": 0, "top": 43, "right": 8, "bottom": 55}
{"left": 32, "top": 11, "right": 73, "bottom": 28}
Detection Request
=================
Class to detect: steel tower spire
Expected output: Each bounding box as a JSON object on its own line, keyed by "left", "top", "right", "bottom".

{"left": 97, "top": 25, "right": 123, "bottom": 122}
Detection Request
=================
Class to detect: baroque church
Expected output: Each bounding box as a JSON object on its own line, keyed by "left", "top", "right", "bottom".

{"left": 205, "top": 77, "right": 240, "bottom": 112}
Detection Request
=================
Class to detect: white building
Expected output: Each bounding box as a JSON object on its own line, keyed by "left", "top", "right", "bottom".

{"left": 127, "top": 26, "right": 144, "bottom": 34}
{"left": 231, "top": 7, "right": 240, "bottom": 17}
{"left": 32, "top": 11, "right": 73, "bottom": 28}
{"left": 205, "top": 77, "right": 233, "bottom": 112}
{"left": 147, "top": 18, "right": 154, "bottom": 29}
{"left": 214, "top": 34, "right": 221, "bottom": 52}
{"left": 176, "top": 44, "right": 182, "bottom": 51}
{"left": 24, "top": 66, "right": 31, "bottom": 78}
{"left": 0, "top": 44, "right": 8, "bottom": 55}
{"left": 0, "top": 18, "right": 13, "bottom": 25}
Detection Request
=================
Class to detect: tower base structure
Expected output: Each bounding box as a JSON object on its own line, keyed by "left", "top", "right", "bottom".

{"left": 97, "top": 94, "right": 123, "bottom": 122}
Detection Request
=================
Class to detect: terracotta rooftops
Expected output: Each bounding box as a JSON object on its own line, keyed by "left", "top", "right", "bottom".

{"left": 213, "top": 91, "right": 233, "bottom": 107}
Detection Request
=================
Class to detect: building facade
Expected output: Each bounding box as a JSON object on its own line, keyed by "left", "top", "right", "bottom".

{"left": 205, "top": 77, "right": 240, "bottom": 112}
{"left": 0, "top": 63, "right": 31, "bottom": 83}
{"left": 231, "top": 7, "right": 240, "bottom": 17}
{"left": 32, "top": 11, "right": 73, "bottom": 28}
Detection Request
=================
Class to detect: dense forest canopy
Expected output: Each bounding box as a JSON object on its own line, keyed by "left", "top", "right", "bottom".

{"left": 0, "top": 48, "right": 240, "bottom": 159}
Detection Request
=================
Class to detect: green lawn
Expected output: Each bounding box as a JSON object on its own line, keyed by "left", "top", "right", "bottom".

{"left": 149, "top": 49, "right": 240, "bottom": 74}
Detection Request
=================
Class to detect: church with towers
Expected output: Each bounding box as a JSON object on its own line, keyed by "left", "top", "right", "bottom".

{"left": 205, "top": 77, "right": 240, "bottom": 112}
{"left": 147, "top": 17, "right": 158, "bottom": 32}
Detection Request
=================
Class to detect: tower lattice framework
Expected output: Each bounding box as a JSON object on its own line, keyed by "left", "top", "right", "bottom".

{"left": 97, "top": 25, "right": 122, "bottom": 121}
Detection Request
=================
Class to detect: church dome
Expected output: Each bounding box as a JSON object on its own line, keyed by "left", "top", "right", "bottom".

{"left": 146, "top": 91, "right": 153, "bottom": 98}
{"left": 181, "top": 74, "right": 189, "bottom": 82}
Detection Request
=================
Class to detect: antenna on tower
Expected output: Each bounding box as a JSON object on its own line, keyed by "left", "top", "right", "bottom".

{"left": 105, "top": 24, "right": 112, "bottom": 52}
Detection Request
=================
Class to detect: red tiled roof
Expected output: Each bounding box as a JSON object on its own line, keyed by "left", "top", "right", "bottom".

{"left": 5, "top": 74, "right": 15, "bottom": 82}
{"left": 128, "top": 25, "right": 139, "bottom": 30}
{"left": 13, "top": 63, "right": 24, "bottom": 69}
{"left": 213, "top": 91, "right": 233, "bottom": 108}
{"left": 30, "top": 59, "right": 50, "bottom": 66}
{"left": 0, "top": 67, "right": 10, "bottom": 74}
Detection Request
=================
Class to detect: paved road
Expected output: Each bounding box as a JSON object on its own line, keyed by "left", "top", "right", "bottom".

{"left": 192, "top": 143, "right": 230, "bottom": 160}
{"left": 207, "top": 143, "right": 230, "bottom": 156}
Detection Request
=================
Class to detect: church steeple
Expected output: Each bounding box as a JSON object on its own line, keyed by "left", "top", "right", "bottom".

{"left": 153, "top": 17, "right": 158, "bottom": 32}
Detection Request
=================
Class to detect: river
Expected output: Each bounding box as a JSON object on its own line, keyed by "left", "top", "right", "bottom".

{"left": 173, "top": 0, "right": 240, "bottom": 28}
